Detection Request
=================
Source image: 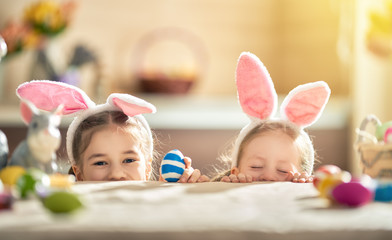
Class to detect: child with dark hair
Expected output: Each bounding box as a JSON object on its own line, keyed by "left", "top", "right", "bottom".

{"left": 17, "top": 81, "right": 209, "bottom": 182}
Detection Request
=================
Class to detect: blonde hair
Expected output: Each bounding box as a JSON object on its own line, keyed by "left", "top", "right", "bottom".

{"left": 211, "top": 120, "right": 315, "bottom": 181}
{"left": 69, "top": 111, "right": 158, "bottom": 179}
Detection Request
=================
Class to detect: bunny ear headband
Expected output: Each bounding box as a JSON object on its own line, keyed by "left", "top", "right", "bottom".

{"left": 232, "top": 52, "right": 331, "bottom": 170}
{"left": 16, "top": 80, "right": 156, "bottom": 165}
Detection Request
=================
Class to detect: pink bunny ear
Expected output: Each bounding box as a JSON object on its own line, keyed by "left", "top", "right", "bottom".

{"left": 108, "top": 93, "right": 156, "bottom": 116}
{"left": 16, "top": 80, "right": 95, "bottom": 115}
{"left": 236, "top": 52, "right": 277, "bottom": 120}
{"left": 280, "top": 81, "right": 331, "bottom": 128}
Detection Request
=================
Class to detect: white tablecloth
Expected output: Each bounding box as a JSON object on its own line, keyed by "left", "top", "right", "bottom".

{"left": 1, "top": 181, "right": 391, "bottom": 239}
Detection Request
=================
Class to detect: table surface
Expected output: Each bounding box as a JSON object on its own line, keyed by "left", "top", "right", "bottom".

{"left": 1, "top": 181, "right": 391, "bottom": 240}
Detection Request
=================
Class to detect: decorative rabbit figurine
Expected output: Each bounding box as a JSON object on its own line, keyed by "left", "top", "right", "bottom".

{"left": 0, "top": 130, "right": 8, "bottom": 169}
{"left": 7, "top": 100, "right": 62, "bottom": 173}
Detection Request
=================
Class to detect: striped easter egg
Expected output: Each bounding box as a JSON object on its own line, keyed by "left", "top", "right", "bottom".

{"left": 161, "top": 149, "right": 185, "bottom": 182}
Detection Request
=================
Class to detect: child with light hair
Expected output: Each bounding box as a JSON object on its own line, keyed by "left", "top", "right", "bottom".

{"left": 212, "top": 52, "right": 330, "bottom": 183}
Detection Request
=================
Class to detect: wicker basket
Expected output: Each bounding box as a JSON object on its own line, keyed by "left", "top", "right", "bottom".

{"left": 356, "top": 115, "right": 392, "bottom": 178}
{"left": 139, "top": 77, "right": 194, "bottom": 94}
{"left": 357, "top": 143, "right": 392, "bottom": 178}
{"left": 131, "top": 27, "right": 207, "bottom": 94}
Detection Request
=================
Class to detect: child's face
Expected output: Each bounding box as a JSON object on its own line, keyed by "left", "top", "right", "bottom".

{"left": 73, "top": 126, "right": 151, "bottom": 181}
{"left": 233, "top": 131, "right": 301, "bottom": 181}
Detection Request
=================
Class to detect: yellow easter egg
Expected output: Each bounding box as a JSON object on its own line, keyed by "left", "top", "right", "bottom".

{"left": 0, "top": 166, "right": 26, "bottom": 186}
{"left": 317, "top": 171, "right": 351, "bottom": 199}
{"left": 318, "top": 176, "right": 343, "bottom": 199}
{"left": 49, "top": 174, "right": 75, "bottom": 189}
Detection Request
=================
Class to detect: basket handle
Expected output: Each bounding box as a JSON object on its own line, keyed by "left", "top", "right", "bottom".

{"left": 356, "top": 114, "right": 381, "bottom": 145}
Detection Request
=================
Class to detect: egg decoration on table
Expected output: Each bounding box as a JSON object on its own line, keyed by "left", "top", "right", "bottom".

{"left": 314, "top": 165, "right": 376, "bottom": 207}
{"left": 0, "top": 166, "right": 26, "bottom": 186}
{"left": 0, "top": 179, "right": 13, "bottom": 210}
{"left": 161, "top": 149, "right": 186, "bottom": 182}
{"left": 0, "top": 192, "right": 13, "bottom": 210}
{"left": 332, "top": 175, "right": 375, "bottom": 207}
{"left": 49, "top": 173, "right": 75, "bottom": 189}
{"left": 373, "top": 180, "right": 392, "bottom": 202}
{"left": 43, "top": 191, "right": 83, "bottom": 214}
{"left": 14, "top": 168, "right": 50, "bottom": 199}
{"left": 313, "top": 164, "right": 342, "bottom": 189}
{"left": 16, "top": 173, "right": 37, "bottom": 199}
{"left": 314, "top": 165, "right": 351, "bottom": 199}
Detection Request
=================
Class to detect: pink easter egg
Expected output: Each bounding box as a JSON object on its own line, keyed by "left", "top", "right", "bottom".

{"left": 384, "top": 127, "right": 392, "bottom": 143}
{"left": 332, "top": 180, "right": 374, "bottom": 207}
{"left": 313, "top": 165, "right": 342, "bottom": 188}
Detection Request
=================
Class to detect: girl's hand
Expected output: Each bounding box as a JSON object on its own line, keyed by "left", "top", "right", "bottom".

{"left": 286, "top": 171, "right": 314, "bottom": 183}
{"left": 220, "top": 173, "right": 253, "bottom": 183}
{"left": 178, "top": 157, "right": 210, "bottom": 183}
{"left": 159, "top": 156, "right": 209, "bottom": 182}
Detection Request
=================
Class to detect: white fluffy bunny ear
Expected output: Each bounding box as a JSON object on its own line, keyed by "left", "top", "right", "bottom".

{"left": 19, "top": 99, "right": 39, "bottom": 125}
{"left": 16, "top": 80, "right": 95, "bottom": 116}
{"left": 280, "top": 81, "right": 331, "bottom": 128}
{"left": 107, "top": 93, "right": 156, "bottom": 116}
{"left": 236, "top": 52, "right": 277, "bottom": 120}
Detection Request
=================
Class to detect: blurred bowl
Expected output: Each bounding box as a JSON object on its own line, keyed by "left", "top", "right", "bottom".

{"left": 139, "top": 77, "right": 194, "bottom": 94}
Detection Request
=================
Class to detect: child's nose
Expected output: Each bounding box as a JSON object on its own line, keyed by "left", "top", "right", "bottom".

{"left": 259, "top": 171, "right": 278, "bottom": 181}
{"left": 108, "top": 165, "right": 127, "bottom": 181}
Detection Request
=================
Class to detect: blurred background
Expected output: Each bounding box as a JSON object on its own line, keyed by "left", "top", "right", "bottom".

{"left": 0, "top": 0, "right": 391, "bottom": 176}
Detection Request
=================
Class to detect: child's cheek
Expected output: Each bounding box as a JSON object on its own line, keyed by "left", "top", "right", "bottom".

{"left": 242, "top": 169, "right": 261, "bottom": 181}
{"left": 83, "top": 166, "right": 107, "bottom": 181}
{"left": 130, "top": 161, "right": 147, "bottom": 180}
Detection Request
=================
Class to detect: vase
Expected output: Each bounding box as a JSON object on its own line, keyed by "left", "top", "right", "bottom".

{"left": 30, "top": 38, "right": 67, "bottom": 82}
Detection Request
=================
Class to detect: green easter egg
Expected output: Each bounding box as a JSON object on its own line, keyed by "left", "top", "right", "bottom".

{"left": 16, "top": 173, "right": 36, "bottom": 199}
{"left": 376, "top": 121, "right": 392, "bottom": 140}
{"left": 43, "top": 191, "right": 82, "bottom": 214}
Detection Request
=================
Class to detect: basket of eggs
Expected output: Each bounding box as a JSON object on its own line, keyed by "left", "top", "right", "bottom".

{"left": 355, "top": 114, "right": 392, "bottom": 178}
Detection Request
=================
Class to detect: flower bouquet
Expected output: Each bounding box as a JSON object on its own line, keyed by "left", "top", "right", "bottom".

{"left": 0, "top": 0, "right": 76, "bottom": 60}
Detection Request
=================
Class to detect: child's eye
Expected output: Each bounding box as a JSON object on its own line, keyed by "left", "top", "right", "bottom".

{"left": 123, "top": 158, "right": 136, "bottom": 163}
{"left": 278, "top": 170, "right": 288, "bottom": 174}
{"left": 93, "top": 161, "right": 107, "bottom": 166}
{"left": 251, "top": 166, "right": 263, "bottom": 169}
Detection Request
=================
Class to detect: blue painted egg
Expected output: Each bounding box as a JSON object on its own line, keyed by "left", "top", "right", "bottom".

{"left": 161, "top": 149, "right": 185, "bottom": 182}
{"left": 374, "top": 181, "right": 392, "bottom": 202}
